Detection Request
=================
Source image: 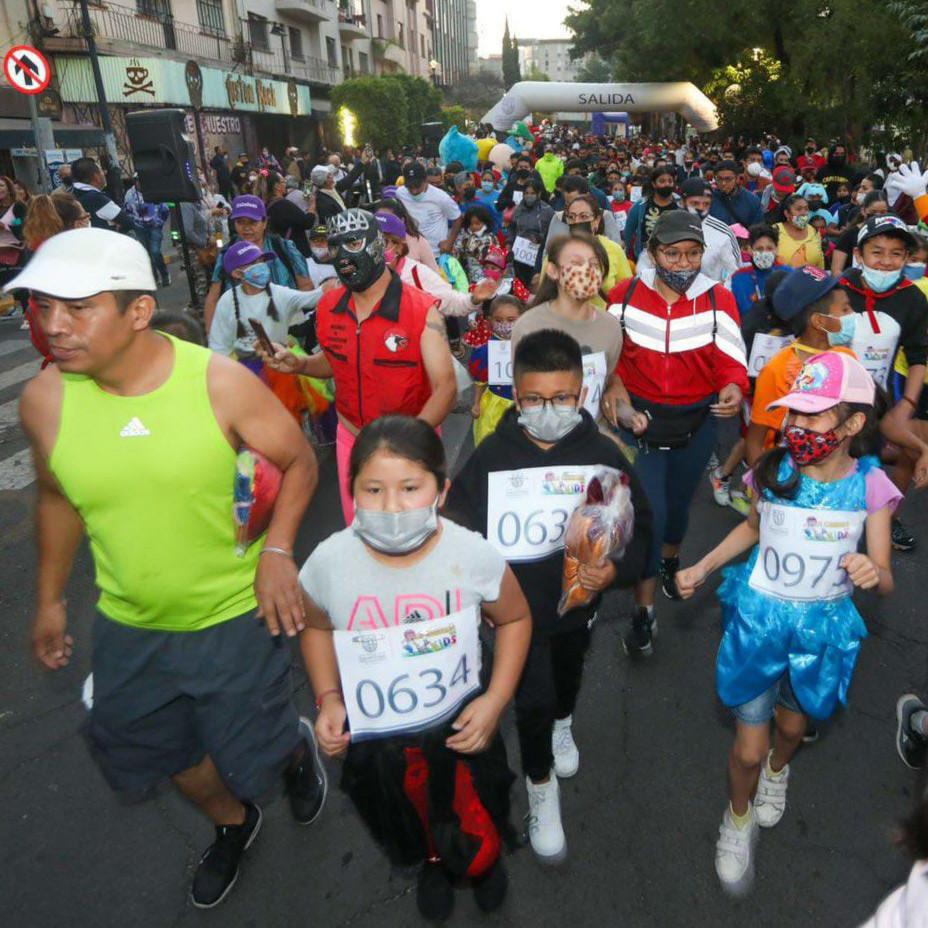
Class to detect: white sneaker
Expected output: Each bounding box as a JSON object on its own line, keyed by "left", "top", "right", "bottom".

{"left": 754, "top": 752, "right": 789, "bottom": 828}
{"left": 715, "top": 804, "right": 758, "bottom": 896}
{"left": 710, "top": 466, "right": 732, "bottom": 506}
{"left": 552, "top": 716, "right": 579, "bottom": 778}
{"left": 525, "top": 774, "right": 567, "bottom": 863}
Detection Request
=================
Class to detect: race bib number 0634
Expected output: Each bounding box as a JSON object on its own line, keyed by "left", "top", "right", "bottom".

{"left": 487, "top": 465, "right": 599, "bottom": 561}
{"left": 333, "top": 606, "right": 482, "bottom": 741}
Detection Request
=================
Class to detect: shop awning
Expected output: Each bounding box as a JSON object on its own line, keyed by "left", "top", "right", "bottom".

{"left": 0, "top": 118, "right": 105, "bottom": 148}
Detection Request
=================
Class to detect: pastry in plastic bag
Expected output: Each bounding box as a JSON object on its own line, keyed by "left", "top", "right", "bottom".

{"left": 558, "top": 468, "right": 635, "bottom": 616}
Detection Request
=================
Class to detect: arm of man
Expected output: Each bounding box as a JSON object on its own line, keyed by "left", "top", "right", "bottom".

{"left": 417, "top": 305, "right": 457, "bottom": 428}
{"left": 208, "top": 354, "right": 318, "bottom": 637}
{"left": 203, "top": 281, "right": 222, "bottom": 333}
{"left": 440, "top": 214, "right": 465, "bottom": 255}
{"left": 20, "top": 369, "right": 83, "bottom": 669}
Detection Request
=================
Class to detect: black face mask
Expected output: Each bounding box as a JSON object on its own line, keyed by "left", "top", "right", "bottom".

{"left": 832, "top": 155, "right": 846, "bottom": 166}
{"left": 569, "top": 220, "right": 594, "bottom": 234}
{"left": 462, "top": 186, "right": 475, "bottom": 200}
{"left": 806, "top": 146, "right": 815, "bottom": 153}
{"left": 654, "top": 186, "right": 675, "bottom": 199}
{"left": 327, "top": 208, "right": 385, "bottom": 292}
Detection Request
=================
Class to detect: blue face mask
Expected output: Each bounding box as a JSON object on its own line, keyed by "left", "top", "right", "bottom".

{"left": 861, "top": 264, "right": 902, "bottom": 293}
{"left": 481, "top": 180, "right": 495, "bottom": 193}
{"left": 242, "top": 263, "right": 272, "bottom": 288}
{"left": 818, "top": 312, "right": 856, "bottom": 347}
{"left": 903, "top": 263, "right": 926, "bottom": 281}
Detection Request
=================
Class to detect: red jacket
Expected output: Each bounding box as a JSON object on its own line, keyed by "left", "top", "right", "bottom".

{"left": 607, "top": 269, "right": 749, "bottom": 405}
{"left": 315, "top": 271, "right": 437, "bottom": 430}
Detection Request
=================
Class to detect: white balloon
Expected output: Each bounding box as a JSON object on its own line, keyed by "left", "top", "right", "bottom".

{"left": 488, "top": 143, "right": 515, "bottom": 171}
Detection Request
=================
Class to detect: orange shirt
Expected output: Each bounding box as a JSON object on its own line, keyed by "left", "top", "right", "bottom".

{"left": 751, "top": 342, "right": 857, "bottom": 446}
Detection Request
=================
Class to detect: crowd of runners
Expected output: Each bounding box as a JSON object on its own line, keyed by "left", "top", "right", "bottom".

{"left": 5, "top": 124, "right": 928, "bottom": 923}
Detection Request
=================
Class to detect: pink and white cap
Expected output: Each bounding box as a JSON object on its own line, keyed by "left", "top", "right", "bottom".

{"left": 768, "top": 351, "right": 875, "bottom": 414}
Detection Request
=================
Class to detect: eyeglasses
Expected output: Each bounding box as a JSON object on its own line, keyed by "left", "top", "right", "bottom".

{"left": 566, "top": 213, "right": 595, "bottom": 223}
{"left": 519, "top": 392, "right": 580, "bottom": 410}
{"left": 657, "top": 247, "right": 704, "bottom": 266}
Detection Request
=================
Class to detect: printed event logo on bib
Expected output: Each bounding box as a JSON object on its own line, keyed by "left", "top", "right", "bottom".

{"left": 487, "top": 465, "right": 600, "bottom": 561}
{"left": 333, "top": 606, "right": 482, "bottom": 742}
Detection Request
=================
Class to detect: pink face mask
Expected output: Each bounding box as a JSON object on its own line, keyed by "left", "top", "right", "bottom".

{"left": 384, "top": 247, "right": 397, "bottom": 265}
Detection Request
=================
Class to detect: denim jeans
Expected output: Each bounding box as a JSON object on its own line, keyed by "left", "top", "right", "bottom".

{"left": 136, "top": 225, "right": 168, "bottom": 283}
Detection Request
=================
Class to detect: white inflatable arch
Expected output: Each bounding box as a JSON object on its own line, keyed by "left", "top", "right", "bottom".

{"left": 482, "top": 82, "right": 718, "bottom": 133}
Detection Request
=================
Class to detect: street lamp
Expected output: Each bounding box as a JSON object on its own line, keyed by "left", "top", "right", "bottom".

{"left": 428, "top": 58, "right": 440, "bottom": 87}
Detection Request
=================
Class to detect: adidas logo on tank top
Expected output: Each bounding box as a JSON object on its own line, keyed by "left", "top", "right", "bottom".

{"left": 119, "top": 417, "right": 151, "bottom": 438}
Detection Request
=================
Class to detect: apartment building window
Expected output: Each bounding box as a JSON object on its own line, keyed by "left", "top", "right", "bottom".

{"left": 342, "top": 44, "right": 352, "bottom": 77}
{"left": 289, "top": 26, "right": 304, "bottom": 60}
{"left": 397, "top": 22, "right": 404, "bottom": 48}
{"left": 376, "top": 13, "right": 383, "bottom": 37}
{"left": 359, "top": 51, "right": 369, "bottom": 73}
{"left": 420, "top": 34, "right": 425, "bottom": 57}
{"left": 248, "top": 14, "right": 270, "bottom": 51}
{"left": 196, "top": 0, "right": 225, "bottom": 36}
{"left": 325, "top": 36, "right": 338, "bottom": 68}
{"left": 138, "top": 0, "right": 171, "bottom": 20}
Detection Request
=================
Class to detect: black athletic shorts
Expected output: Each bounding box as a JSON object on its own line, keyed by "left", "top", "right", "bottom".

{"left": 84, "top": 610, "right": 300, "bottom": 800}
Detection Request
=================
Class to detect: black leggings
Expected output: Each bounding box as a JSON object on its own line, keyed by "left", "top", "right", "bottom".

{"left": 514, "top": 625, "right": 592, "bottom": 781}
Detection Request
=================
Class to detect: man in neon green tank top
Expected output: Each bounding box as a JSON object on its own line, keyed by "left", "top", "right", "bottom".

{"left": 9, "top": 228, "right": 327, "bottom": 909}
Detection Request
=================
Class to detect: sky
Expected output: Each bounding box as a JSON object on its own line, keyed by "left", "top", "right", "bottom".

{"left": 475, "top": 0, "right": 576, "bottom": 57}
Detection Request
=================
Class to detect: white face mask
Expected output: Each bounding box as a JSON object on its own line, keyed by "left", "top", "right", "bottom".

{"left": 752, "top": 250, "right": 775, "bottom": 270}
{"left": 856, "top": 191, "right": 867, "bottom": 205}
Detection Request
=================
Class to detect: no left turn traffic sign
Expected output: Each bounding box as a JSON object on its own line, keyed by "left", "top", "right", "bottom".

{"left": 4, "top": 45, "right": 51, "bottom": 96}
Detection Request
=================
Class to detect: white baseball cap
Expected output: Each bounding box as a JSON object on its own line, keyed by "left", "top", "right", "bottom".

{"left": 4, "top": 228, "right": 157, "bottom": 297}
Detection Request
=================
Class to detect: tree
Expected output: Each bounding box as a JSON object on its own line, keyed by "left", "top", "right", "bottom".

{"left": 331, "top": 77, "right": 409, "bottom": 150}
{"left": 386, "top": 73, "right": 443, "bottom": 146}
{"left": 442, "top": 71, "right": 505, "bottom": 120}
{"left": 524, "top": 65, "right": 550, "bottom": 82}
{"left": 502, "top": 19, "right": 521, "bottom": 90}
{"left": 440, "top": 105, "right": 468, "bottom": 131}
{"left": 575, "top": 56, "right": 613, "bottom": 83}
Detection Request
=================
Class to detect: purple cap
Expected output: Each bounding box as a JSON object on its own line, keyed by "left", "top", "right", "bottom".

{"left": 222, "top": 240, "right": 274, "bottom": 275}
{"left": 230, "top": 194, "right": 267, "bottom": 222}
{"left": 374, "top": 211, "right": 407, "bottom": 239}
{"left": 381, "top": 184, "right": 398, "bottom": 200}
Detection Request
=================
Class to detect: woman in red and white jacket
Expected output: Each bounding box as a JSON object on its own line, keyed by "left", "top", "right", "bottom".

{"left": 603, "top": 210, "right": 749, "bottom": 657}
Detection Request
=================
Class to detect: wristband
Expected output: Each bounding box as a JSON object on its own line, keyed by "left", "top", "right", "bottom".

{"left": 901, "top": 395, "right": 918, "bottom": 409}
{"left": 260, "top": 546, "right": 293, "bottom": 558}
{"left": 315, "top": 688, "right": 343, "bottom": 710}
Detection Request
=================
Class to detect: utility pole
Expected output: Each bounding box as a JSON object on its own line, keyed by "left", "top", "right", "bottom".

{"left": 77, "top": 0, "right": 123, "bottom": 200}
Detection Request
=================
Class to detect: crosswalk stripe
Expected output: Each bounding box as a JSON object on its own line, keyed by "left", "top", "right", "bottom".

{"left": 0, "top": 359, "right": 40, "bottom": 392}
{"left": 0, "top": 448, "right": 34, "bottom": 490}
{"left": 0, "top": 397, "right": 19, "bottom": 430}
{"left": 0, "top": 339, "right": 31, "bottom": 359}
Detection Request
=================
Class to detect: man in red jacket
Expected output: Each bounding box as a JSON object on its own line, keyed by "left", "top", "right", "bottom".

{"left": 259, "top": 208, "right": 457, "bottom": 524}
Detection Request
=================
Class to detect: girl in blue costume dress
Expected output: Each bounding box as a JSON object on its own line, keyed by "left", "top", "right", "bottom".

{"left": 676, "top": 351, "right": 899, "bottom": 896}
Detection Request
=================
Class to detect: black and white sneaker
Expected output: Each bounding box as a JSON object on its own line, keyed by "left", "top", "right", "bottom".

{"left": 286, "top": 716, "right": 328, "bottom": 825}
{"left": 896, "top": 694, "right": 928, "bottom": 770}
{"left": 622, "top": 607, "right": 656, "bottom": 657}
{"left": 660, "top": 556, "right": 683, "bottom": 600}
{"left": 190, "top": 801, "right": 262, "bottom": 909}
{"left": 892, "top": 518, "right": 917, "bottom": 552}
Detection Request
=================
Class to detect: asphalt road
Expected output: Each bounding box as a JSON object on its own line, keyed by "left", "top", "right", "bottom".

{"left": 1, "top": 311, "right": 926, "bottom": 928}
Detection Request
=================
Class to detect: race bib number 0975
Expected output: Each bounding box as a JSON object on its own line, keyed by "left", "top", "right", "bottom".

{"left": 333, "top": 606, "right": 482, "bottom": 741}
{"left": 487, "top": 465, "right": 599, "bottom": 561}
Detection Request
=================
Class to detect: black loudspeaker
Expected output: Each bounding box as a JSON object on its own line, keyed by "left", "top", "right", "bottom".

{"left": 421, "top": 121, "right": 444, "bottom": 141}
{"left": 126, "top": 108, "right": 200, "bottom": 203}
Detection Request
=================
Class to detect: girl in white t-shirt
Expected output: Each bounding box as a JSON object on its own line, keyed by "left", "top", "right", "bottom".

{"left": 298, "top": 415, "right": 531, "bottom": 920}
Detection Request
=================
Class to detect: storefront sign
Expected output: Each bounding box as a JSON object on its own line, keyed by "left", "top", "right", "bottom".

{"left": 53, "top": 56, "right": 311, "bottom": 116}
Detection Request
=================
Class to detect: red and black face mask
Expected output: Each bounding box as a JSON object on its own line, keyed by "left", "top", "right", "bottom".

{"left": 783, "top": 424, "right": 842, "bottom": 465}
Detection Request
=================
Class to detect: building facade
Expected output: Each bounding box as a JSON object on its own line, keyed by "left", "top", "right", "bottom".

{"left": 0, "top": 0, "right": 435, "bottom": 183}
{"left": 431, "top": 0, "right": 472, "bottom": 86}
{"left": 518, "top": 38, "right": 585, "bottom": 83}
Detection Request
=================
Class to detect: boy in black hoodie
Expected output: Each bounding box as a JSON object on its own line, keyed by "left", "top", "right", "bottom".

{"left": 445, "top": 329, "right": 652, "bottom": 864}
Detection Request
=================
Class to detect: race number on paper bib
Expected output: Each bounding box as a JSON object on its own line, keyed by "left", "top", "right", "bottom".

{"left": 333, "top": 606, "right": 482, "bottom": 741}
{"left": 851, "top": 312, "right": 900, "bottom": 389}
{"left": 487, "top": 465, "right": 599, "bottom": 561}
{"left": 581, "top": 351, "right": 607, "bottom": 419}
{"left": 512, "top": 236, "right": 540, "bottom": 266}
{"left": 488, "top": 339, "right": 513, "bottom": 386}
{"left": 748, "top": 502, "right": 866, "bottom": 602}
{"left": 748, "top": 333, "right": 794, "bottom": 378}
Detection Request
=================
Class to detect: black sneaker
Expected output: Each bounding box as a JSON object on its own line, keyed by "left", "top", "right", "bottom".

{"left": 417, "top": 861, "right": 454, "bottom": 921}
{"left": 802, "top": 724, "right": 819, "bottom": 744}
{"left": 660, "top": 556, "right": 683, "bottom": 600}
{"left": 473, "top": 859, "right": 508, "bottom": 913}
{"left": 622, "top": 607, "right": 656, "bottom": 657}
{"left": 190, "top": 801, "right": 262, "bottom": 909}
{"left": 892, "top": 518, "right": 917, "bottom": 552}
{"left": 896, "top": 694, "right": 928, "bottom": 770}
{"left": 286, "top": 716, "right": 328, "bottom": 825}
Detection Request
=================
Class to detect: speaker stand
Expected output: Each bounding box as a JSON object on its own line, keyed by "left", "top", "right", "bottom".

{"left": 172, "top": 204, "right": 201, "bottom": 313}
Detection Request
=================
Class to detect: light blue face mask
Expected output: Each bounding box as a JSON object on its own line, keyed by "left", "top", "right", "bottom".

{"left": 481, "top": 180, "right": 495, "bottom": 193}
{"left": 818, "top": 312, "right": 857, "bottom": 347}
{"left": 903, "top": 263, "right": 926, "bottom": 281}
{"left": 861, "top": 264, "right": 902, "bottom": 293}
{"left": 242, "top": 263, "right": 272, "bottom": 288}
